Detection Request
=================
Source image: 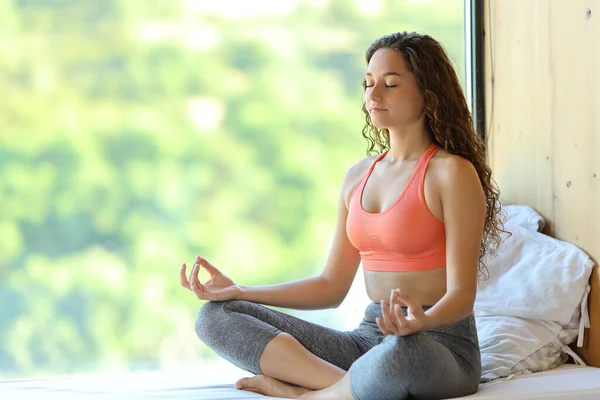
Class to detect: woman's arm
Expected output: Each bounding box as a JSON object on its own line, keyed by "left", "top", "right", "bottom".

{"left": 423, "top": 155, "right": 486, "bottom": 329}
{"left": 236, "top": 167, "right": 363, "bottom": 310}
{"left": 237, "top": 276, "right": 340, "bottom": 310}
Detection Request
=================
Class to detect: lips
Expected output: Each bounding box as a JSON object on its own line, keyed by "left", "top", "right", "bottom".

{"left": 370, "top": 108, "right": 387, "bottom": 112}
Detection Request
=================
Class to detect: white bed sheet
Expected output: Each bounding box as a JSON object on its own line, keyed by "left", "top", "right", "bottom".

{"left": 2, "top": 363, "right": 600, "bottom": 400}
{"left": 454, "top": 364, "right": 600, "bottom": 400}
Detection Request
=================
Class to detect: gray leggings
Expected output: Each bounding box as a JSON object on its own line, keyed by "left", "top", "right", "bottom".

{"left": 195, "top": 300, "right": 481, "bottom": 400}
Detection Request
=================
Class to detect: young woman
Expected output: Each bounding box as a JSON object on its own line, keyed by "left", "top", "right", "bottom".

{"left": 179, "top": 31, "right": 504, "bottom": 400}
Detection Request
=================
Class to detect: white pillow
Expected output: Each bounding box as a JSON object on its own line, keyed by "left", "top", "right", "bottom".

{"left": 502, "top": 204, "right": 545, "bottom": 232}
{"left": 475, "top": 226, "right": 594, "bottom": 381}
{"left": 477, "top": 314, "right": 568, "bottom": 382}
{"left": 476, "top": 227, "right": 594, "bottom": 325}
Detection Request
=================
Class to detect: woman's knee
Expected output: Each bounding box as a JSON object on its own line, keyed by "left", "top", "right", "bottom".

{"left": 194, "top": 300, "right": 244, "bottom": 343}
{"left": 350, "top": 334, "right": 478, "bottom": 399}
{"left": 373, "top": 335, "right": 423, "bottom": 372}
{"left": 349, "top": 335, "right": 439, "bottom": 399}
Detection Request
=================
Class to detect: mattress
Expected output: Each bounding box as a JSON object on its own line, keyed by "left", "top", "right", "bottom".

{"left": 2, "top": 363, "right": 600, "bottom": 400}
{"left": 454, "top": 364, "right": 600, "bottom": 400}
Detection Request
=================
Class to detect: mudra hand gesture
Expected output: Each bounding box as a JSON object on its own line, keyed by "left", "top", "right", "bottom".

{"left": 376, "top": 289, "right": 430, "bottom": 336}
{"left": 180, "top": 256, "right": 242, "bottom": 302}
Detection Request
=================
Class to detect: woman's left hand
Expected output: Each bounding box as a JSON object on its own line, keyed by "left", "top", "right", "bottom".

{"left": 376, "top": 289, "right": 431, "bottom": 336}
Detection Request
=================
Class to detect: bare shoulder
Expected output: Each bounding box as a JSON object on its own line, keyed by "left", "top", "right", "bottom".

{"left": 341, "top": 153, "right": 380, "bottom": 208}
{"left": 429, "top": 148, "right": 481, "bottom": 189}
{"left": 428, "top": 148, "right": 485, "bottom": 226}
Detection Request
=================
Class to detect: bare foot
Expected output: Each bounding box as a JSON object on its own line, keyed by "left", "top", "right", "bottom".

{"left": 235, "top": 375, "right": 312, "bottom": 398}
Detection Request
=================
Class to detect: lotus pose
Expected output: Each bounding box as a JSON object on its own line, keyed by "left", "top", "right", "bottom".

{"left": 180, "top": 31, "right": 504, "bottom": 400}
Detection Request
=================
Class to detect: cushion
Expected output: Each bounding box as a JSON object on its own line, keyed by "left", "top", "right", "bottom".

{"left": 501, "top": 204, "right": 545, "bottom": 232}
{"left": 476, "top": 227, "right": 593, "bottom": 325}
{"left": 475, "top": 206, "right": 595, "bottom": 382}
{"left": 477, "top": 314, "right": 568, "bottom": 381}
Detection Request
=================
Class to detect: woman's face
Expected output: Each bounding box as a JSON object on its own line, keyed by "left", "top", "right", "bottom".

{"left": 364, "top": 48, "right": 425, "bottom": 130}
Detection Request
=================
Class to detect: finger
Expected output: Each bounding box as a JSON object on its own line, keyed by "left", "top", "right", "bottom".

{"left": 389, "top": 289, "right": 406, "bottom": 327}
{"left": 395, "top": 291, "right": 424, "bottom": 318}
{"left": 392, "top": 290, "right": 408, "bottom": 316}
{"left": 376, "top": 317, "right": 394, "bottom": 335}
{"left": 392, "top": 303, "right": 408, "bottom": 331}
{"left": 380, "top": 299, "right": 396, "bottom": 332}
{"left": 192, "top": 278, "right": 205, "bottom": 293}
{"left": 392, "top": 289, "right": 408, "bottom": 305}
{"left": 190, "top": 262, "right": 202, "bottom": 285}
{"left": 406, "top": 306, "right": 416, "bottom": 320}
{"left": 387, "top": 296, "right": 405, "bottom": 332}
{"left": 198, "top": 257, "right": 221, "bottom": 277}
{"left": 180, "top": 263, "right": 191, "bottom": 289}
{"left": 380, "top": 299, "right": 389, "bottom": 321}
{"left": 190, "top": 278, "right": 206, "bottom": 298}
{"left": 191, "top": 262, "right": 202, "bottom": 288}
{"left": 376, "top": 317, "right": 392, "bottom": 334}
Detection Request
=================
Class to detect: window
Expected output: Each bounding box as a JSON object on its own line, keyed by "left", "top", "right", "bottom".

{"left": 0, "top": 0, "right": 468, "bottom": 379}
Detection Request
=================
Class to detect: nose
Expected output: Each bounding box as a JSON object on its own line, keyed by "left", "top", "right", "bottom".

{"left": 365, "top": 83, "right": 382, "bottom": 103}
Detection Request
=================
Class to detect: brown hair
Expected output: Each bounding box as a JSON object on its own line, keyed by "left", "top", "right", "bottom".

{"left": 361, "top": 31, "right": 507, "bottom": 279}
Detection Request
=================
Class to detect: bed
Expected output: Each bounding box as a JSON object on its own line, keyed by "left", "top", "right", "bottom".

{"left": 459, "top": 364, "right": 600, "bottom": 399}
{"left": 2, "top": 362, "right": 600, "bottom": 400}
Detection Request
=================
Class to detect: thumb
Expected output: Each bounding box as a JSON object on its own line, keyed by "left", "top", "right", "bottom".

{"left": 197, "top": 257, "right": 221, "bottom": 277}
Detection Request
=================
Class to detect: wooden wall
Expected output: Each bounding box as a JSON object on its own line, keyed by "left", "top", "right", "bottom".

{"left": 483, "top": 0, "right": 600, "bottom": 366}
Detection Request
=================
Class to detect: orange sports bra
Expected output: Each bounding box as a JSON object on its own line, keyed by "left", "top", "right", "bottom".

{"left": 346, "top": 143, "right": 446, "bottom": 272}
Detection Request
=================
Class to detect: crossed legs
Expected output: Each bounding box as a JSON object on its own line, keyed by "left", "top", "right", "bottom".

{"left": 195, "top": 300, "right": 481, "bottom": 400}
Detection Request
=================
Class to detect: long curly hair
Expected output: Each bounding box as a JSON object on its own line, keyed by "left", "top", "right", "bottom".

{"left": 361, "top": 31, "right": 507, "bottom": 279}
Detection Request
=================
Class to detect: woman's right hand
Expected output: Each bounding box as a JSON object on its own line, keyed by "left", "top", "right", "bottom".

{"left": 180, "top": 256, "right": 243, "bottom": 302}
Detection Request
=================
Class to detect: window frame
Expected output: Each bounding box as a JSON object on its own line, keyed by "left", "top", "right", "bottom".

{"left": 465, "top": 0, "right": 486, "bottom": 142}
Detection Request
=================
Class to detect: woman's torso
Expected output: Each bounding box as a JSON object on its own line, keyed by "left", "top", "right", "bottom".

{"left": 344, "top": 146, "right": 450, "bottom": 306}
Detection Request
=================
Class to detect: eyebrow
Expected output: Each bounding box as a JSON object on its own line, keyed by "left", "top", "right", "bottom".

{"left": 364, "top": 72, "right": 403, "bottom": 77}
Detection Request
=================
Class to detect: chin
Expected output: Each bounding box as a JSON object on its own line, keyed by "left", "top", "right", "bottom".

{"left": 369, "top": 114, "right": 398, "bottom": 130}
{"left": 370, "top": 119, "right": 392, "bottom": 130}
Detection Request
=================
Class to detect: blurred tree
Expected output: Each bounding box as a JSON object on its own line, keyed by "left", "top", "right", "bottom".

{"left": 0, "top": 0, "right": 465, "bottom": 378}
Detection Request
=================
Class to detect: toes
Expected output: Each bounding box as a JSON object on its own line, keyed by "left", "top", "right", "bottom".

{"left": 234, "top": 377, "right": 247, "bottom": 390}
{"left": 235, "top": 376, "right": 260, "bottom": 390}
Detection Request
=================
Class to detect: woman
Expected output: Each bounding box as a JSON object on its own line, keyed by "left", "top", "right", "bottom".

{"left": 180, "top": 31, "right": 504, "bottom": 400}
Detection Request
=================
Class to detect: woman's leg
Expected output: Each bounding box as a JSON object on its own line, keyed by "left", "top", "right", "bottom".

{"left": 255, "top": 332, "right": 347, "bottom": 389}
{"left": 348, "top": 314, "right": 481, "bottom": 400}
{"left": 220, "top": 304, "right": 481, "bottom": 400}
{"left": 195, "top": 300, "right": 366, "bottom": 389}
